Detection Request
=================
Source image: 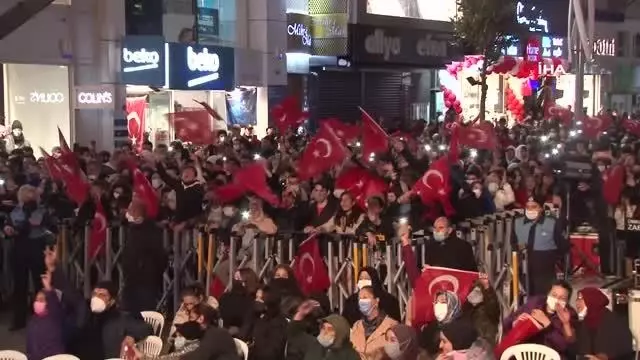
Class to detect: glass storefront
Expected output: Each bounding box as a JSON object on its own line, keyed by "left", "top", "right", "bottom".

{"left": 3, "top": 64, "right": 71, "bottom": 152}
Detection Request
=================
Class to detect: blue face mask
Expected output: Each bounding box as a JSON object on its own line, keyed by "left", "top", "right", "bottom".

{"left": 433, "top": 231, "right": 447, "bottom": 242}
{"left": 358, "top": 299, "right": 373, "bottom": 316}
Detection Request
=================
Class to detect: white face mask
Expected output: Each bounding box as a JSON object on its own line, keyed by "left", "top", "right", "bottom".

{"left": 597, "top": 165, "right": 606, "bottom": 173}
{"left": 525, "top": 210, "right": 539, "bottom": 220}
{"left": 488, "top": 182, "right": 499, "bottom": 194}
{"left": 434, "top": 303, "right": 448, "bottom": 322}
{"left": 578, "top": 307, "right": 587, "bottom": 320}
{"left": 467, "top": 287, "right": 484, "bottom": 305}
{"left": 151, "top": 178, "right": 163, "bottom": 188}
{"left": 357, "top": 279, "right": 372, "bottom": 290}
{"left": 546, "top": 296, "right": 566, "bottom": 313}
{"left": 90, "top": 296, "right": 107, "bottom": 313}
{"left": 472, "top": 189, "right": 482, "bottom": 198}
{"left": 222, "top": 206, "right": 235, "bottom": 217}
{"left": 174, "top": 336, "right": 186, "bottom": 350}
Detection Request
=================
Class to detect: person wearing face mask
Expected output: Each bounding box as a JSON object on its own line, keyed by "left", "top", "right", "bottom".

{"left": 342, "top": 268, "right": 401, "bottom": 326}
{"left": 170, "top": 284, "right": 219, "bottom": 338}
{"left": 486, "top": 169, "right": 515, "bottom": 211}
{"left": 418, "top": 291, "right": 462, "bottom": 357}
{"left": 573, "top": 287, "right": 633, "bottom": 360}
{"left": 350, "top": 286, "right": 399, "bottom": 359}
{"left": 423, "top": 217, "right": 477, "bottom": 272}
{"left": 287, "top": 305, "right": 359, "bottom": 360}
{"left": 219, "top": 268, "right": 261, "bottom": 336}
{"left": 383, "top": 324, "right": 428, "bottom": 360}
{"left": 4, "top": 120, "right": 31, "bottom": 152}
{"left": 247, "top": 286, "right": 289, "bottom": 360}
{"left": 178, "top": 303, "right": 239, "bottom": 360}
{"left": 512, "top": 197, "right": 567, "bottom": 296}
{"left": 121, "top": 200, "right": 168, "bottom": 314}
{"left": 75, "top": 281, "right": 152, "bottom": 359}
{"left": 26, "top": 271, "right": 65, "bottom": 360}
{"left": 160, "top": 319, "right": 205, "bottom": 359}
{"left": 460, "top": 275, "right": 501, "bottom": 344}
{"left": 502, "top": 281, "right": 576, "bottom": 358}
{"left": 5, "top": 184, "right": 57, "bottom": 330}
{"left": 156, "top": 162, "right": 205, "bottom": 231}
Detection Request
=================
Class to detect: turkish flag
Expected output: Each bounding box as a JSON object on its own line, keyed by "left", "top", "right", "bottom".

{"left": 209, "top": 274, "right": 227, "bottom": 299}
{"left": 40, "top": 147, "right": 63, "bottom": 181}
{"left": 88, "top": 200, "right": 108, "bottom": 260}
{"left": 335, "top": 167, "right": 388, "bottom": 209}
{"left": 320, "top": 118, "right": 360, "bottom": 143}
{"left": 455, "top": 122, "right": 497, "bottom": 150}
{"left": 194, "top": 99, "right": 224, "bottom": 121}
{"left": 126, "top": 97, "right": 147, "bottom": 152}
{"left": 232, "top": 163, "right": 280, "bottom": 207}
{"left": 545, "top": 104, "right": 574, "bottom": 127}
{"left": 298, "top": 125, "right": 350, "bottom": 180}
{"left": 622, "top": 118, "right": 640, "bottom": 137}
{"left": 214, "top": 183, "right": 247, "bottom": 204}
{"left": 293, "top": 234, "right": 330, "bottom": 296}
{"left": 411, "top": 266, "right": 479, "bottom": 327}
{"left": 360, "top": 107, "right": 389, "bottom": 159}
{"left": 124, "top": 158, "right": 160, "bottom": 219}
{"left": 54, "top": 130, "right": 90, "bottom": 205}
{"left": 271, "top": 96, "right": 308, "bottom": 134}
{"left": 412, "top": 157, "right": 455, "bottom": 216}
{"left": 169, "top": 110, "right": 213, "bottom": 145}
{"left": 494, "top": 317, "right": 544, "bottom": 358}
{"left": 602, "top": 164, "right": 624, "bottom": 205}
{"left": 583, "top": 114, "right": 613, "bottom": 139}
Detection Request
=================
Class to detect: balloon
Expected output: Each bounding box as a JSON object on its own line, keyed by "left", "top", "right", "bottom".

{"left": 445, "top": 100, "right": 452, "bottom": 108}
{"left": 447, "top": 93, "right": 456, "bottom": 102}
{"left": 454, "top": 100, "right": 461, "bottom": 107}
{"left": 455, "top": 106, "right": 463, "bottom": 114}
{"left": 464, "top": 60, "right": 471, "bottom": 68}
{"left": 469, "top": 57, "right": 478, "bottom": 65}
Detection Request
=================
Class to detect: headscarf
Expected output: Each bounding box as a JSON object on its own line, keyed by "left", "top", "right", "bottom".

{"left": 580, "top": 287, "right": 609, "bottom": 330}
{"left": 441, "top": 318, "right": 478, "bottom": 351}
{"left": 389, "top": 324, "right": 420, "bottom": 360}
{"left": 438, "top": 290, "right": 461, "bottom": 324}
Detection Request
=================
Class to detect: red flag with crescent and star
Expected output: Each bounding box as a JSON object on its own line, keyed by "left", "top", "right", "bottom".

{"left": 359, "top": 107, "right": 389, "bottom": 159}
{"left": 583, "top": 114, "right": 613, "bottom": 139}
{"left": 335, "top": 167, "right": 388, "bottom": 209}
{"left": 293, "top": 234, "right": 330, "bottom": 296}
{"left": 544, "top": 104, "right": 574, "bottom": 127}
{"left": 126, "top": 97, "right": 147, "bottom": 152}
{"left": 124, "top": 158, "right": 160, "bottom": 219}
{"left": 168, "top": 110, "right": 214, "bottom": 145}
{"left": 412, "top": 157, "right": 455, "bottom": 216}
{"left": 298, "top": 125, "right": 350, "bottom": 180}
{"left": 320, "top": 118, "right": 360, "bottom": 143}
{"left": 271, "top": 96, "right": 308, "bottom": 134}
{"left": 54, "top": 130, "right": 90, "bottom": 205}
{"left": 454, "top": 121, "right": 497, "bottom": 150}
{"left": 88, "top": 200, "right": 108, "bottom": 260}
{"left": 411, "top": 266, "right": 479, "bottom": 327}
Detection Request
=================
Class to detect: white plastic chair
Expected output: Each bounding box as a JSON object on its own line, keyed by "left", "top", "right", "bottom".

{"left": 138, "top": 335, "right": 163, "bottom": 358}
{"left": 500, "top": 343, "right": 561, "bottom": 360}
{"left": 234, "top": 338, "right": 249, "bottom": 360}
{"left": 140, "top": 311, "right": 165, "bottom": 337}
{"left": 42, "top": 355, "right": 80, "bottom": 360}
{"left": 0, "top": 350, "right": 27, "bottom": 360}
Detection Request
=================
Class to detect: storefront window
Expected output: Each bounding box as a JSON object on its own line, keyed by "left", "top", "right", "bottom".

{"left": 195, "top": 0, "right": 236, "bottom": 45}
{"left": 4, "top": 64, "right": 70, "bottom": 153}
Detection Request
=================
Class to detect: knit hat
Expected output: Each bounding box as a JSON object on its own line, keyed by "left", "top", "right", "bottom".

{"left": 441, "top": 319, "right": 478, "bottom": 351}
{"left": 11, "top": 120, "right": 22, "bottom": 130}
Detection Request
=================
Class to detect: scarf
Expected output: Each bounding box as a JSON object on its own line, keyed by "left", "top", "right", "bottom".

{"left": 363, "top": 311, "right": 386, "bottom": 338}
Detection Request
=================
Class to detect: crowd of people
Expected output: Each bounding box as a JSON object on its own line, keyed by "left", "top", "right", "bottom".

{"left": 1, "top": 105, "right": 640, "bottom": 360}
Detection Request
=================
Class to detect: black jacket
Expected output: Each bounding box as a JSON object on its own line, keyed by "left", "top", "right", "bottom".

{"left": 182, "top": 326, "right": 240, "bottom": 360}
{"left": 157, "top": 163, "right": 204, "bottom": 223}
{"left": 424, "top": 234, "right": 477, "bottom": 272}
{"left": 249, "top": 314, "right": 289, "bottom": 360}
{"left": 121, "top": 220, "right": 167, "bottom": 288}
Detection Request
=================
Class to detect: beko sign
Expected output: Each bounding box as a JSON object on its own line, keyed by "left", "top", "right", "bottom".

{"left": 75, "top": 86, "right": 115, "bottom": 109}
{"left": 121, "top": 36, "right": 166, "bottom": 86}
{"left": 168, "top": 43, "right": 234, "bottom": 91}
{"left": 352, "top": 25, "right": 456, "bottom": 66}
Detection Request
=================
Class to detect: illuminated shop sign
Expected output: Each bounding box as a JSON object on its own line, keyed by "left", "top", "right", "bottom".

{"left": 593, "top": 38, "right": 616, "bottom": 57}
{"left": 168, "top": 43, "right": 234, "bottom": 90}
{"left": 287, "top": 13, "right": 312, "bottom": 54}
{"left": 121, "top": 36, "right": 166, "bottom": 86}
{"left": 75, "top": 85, "right": 115, "bottom": 109}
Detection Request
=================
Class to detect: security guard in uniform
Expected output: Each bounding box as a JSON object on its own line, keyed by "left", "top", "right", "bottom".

{"left": 513, "top": 197, "right": 567, "bottom": 296}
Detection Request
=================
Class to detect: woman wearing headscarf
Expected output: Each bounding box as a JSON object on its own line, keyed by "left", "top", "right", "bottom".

{"left": 248, "top": 286, "right": 289, "bottom": 360}
{"left": 383, "top": 324, "right": 429, "bottom": 360}
{"left": 460, "top": 275, "right": 501, "bottom": 344}
{"left": 573, "top": 287, "right": 634, "bottom": 360}
{"left": 342, "top": 267, "right": 401, "bottom": 325}
{"left": 350, "top": 286, "right": 398, "bottom": 360}
{"left": 218, "top": 268, "right": 260, "bottom": 336}
{"left": 419, "top": 291, "right": 462, "bottom": 358}
{"left": 438, "top": 318, "right": 494, "bottom": 360}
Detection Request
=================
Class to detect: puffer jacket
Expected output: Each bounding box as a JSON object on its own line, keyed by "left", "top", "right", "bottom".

{"left": 286, "top": 314, "right": 359, "bottom": 360}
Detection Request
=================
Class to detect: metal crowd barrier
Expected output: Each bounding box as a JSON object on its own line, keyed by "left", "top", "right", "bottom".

{"left": 0, "top": 212, "right": 540, "bottom": 319}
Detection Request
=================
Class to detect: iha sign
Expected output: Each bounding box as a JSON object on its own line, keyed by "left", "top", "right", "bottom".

{"left": 538, "top": 62, "right": 567, "bottom": 76}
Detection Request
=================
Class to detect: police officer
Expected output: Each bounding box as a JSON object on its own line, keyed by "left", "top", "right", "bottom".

{"left": 513, "top": 197, "right": 567, "bottom": 296}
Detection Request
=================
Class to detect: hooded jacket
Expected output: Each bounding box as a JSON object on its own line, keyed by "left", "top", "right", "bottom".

{"left": 286, "top": 314, "right": 359, "bottom": 360}
{"left": 341, "top": 267, "right": 401, "bottom": 326}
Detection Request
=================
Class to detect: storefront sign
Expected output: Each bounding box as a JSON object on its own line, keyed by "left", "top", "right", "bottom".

{"left": 168, "top": 43, "right": 234, "bottom": 90}
{"left": 121, "top": 36, "right": 166, "bottom": 87}
{"left": 196, "top": 7, "right": 220, "bottom": 43}
{"left": 541, "top": 36, "right": 566, "bottom": 58}
{"left": 287, "top": 13, "right": 312, "bottom": 53}
{"left": 515, "top": 0, "right": 569, "bottom": 36}
{"left": 350, "top": 24, "right": 457, "bottom": 66}
{"left": 311, "top": 14, "right": 348, "bottom": 39}
{"left": 75, "top": 85, "right": 115, "bottom": 109}
{"left": 593, "top": 38, "right": 616, "bottom": 57}
{"left": 29, "top": 91, "right": 65, "bottom": 104}
{"left": 539, "top": 62, "right": 567, "bottom": 76}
